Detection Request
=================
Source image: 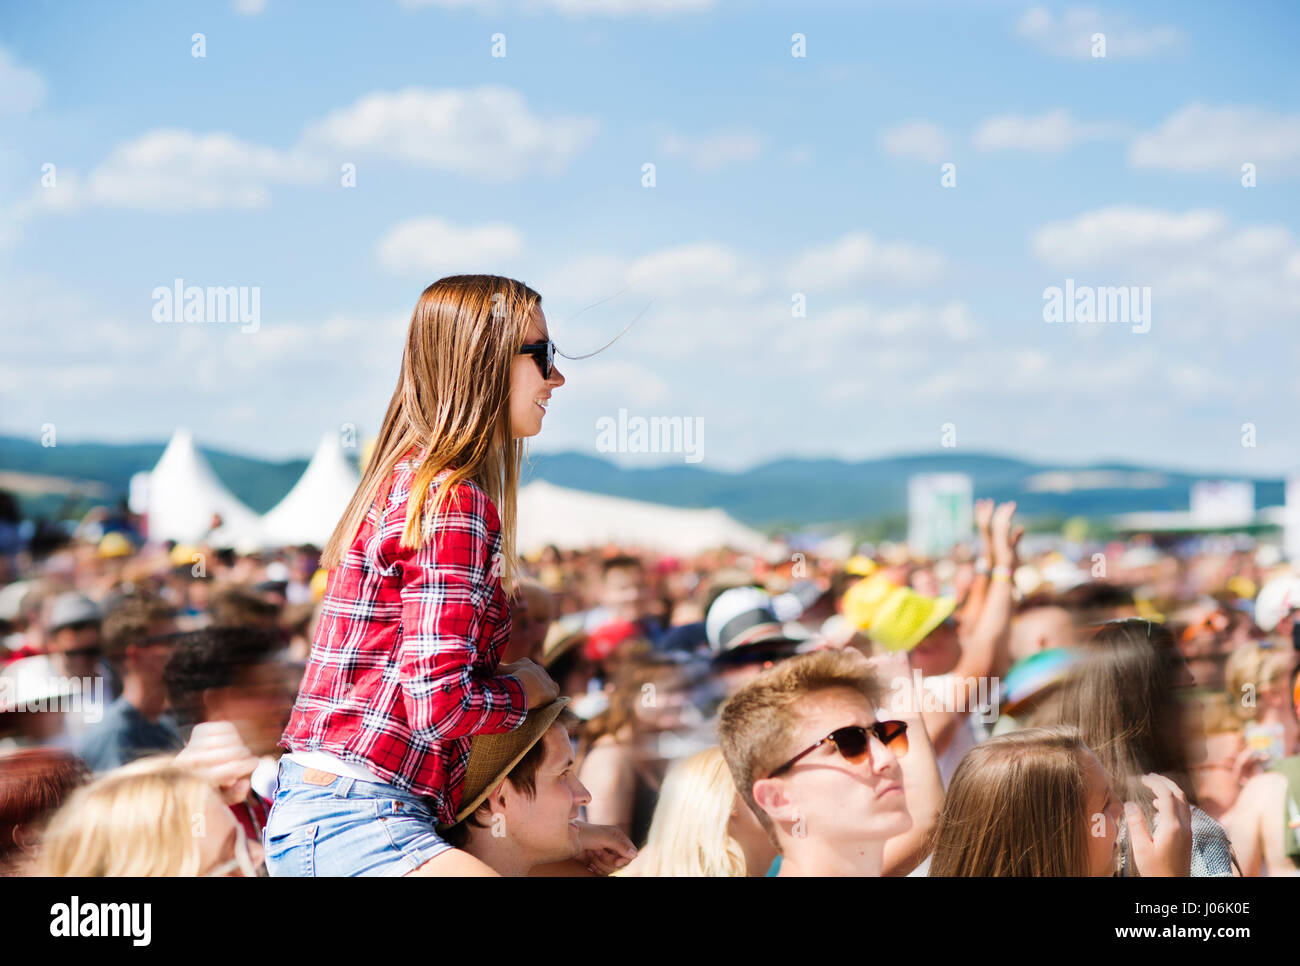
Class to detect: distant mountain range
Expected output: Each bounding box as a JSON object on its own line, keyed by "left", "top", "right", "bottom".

{"left": 0, "top": 434, "right": 1285, "bottom": 534}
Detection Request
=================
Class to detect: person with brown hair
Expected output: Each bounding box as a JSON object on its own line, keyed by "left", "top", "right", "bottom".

{"left": 717, "top": 649, "right": 915, "bottom": 877}
{"left": 267, "top": 276, "right": 630, "bottom": 877}
{"left": 1055, "top": 618, "right": 1239, "bottom": 876}
{"left": 73, "top": 592, "right": 184, "bottom": 773}
{"left": 928, "top": 727, "right": 1192, "bottom": 876}
{"left": 438, "top": 700, "right": 634, "bottom": 876}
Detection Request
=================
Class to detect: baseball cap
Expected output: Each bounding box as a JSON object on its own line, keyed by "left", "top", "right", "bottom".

{"left": 1255, "top": 574, "right": 1300, "bottom": 633}
{"left": 47, "top": 593, "right": 102, "bottom": 632}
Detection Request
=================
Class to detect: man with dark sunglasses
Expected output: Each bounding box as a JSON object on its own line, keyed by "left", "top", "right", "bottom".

{"left": 44, "top": 593, "right": 107, "bottom": 685}
{"left": 718, "top": 649, "right": 924, "bottom": 877}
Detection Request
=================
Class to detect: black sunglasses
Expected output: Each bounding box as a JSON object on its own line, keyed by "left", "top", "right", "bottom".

{"left": 519, "top": 340, "right": 555, "bottom": 380}
{"left": 767, "top": 720, "right": 909, "bottom": 779}
{"left": 60, "top": 645, "right": 104, "bottom": 659}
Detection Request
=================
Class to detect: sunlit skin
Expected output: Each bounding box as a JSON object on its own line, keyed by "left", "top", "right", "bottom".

{"left": 197, "top": 789, "right": 264, "bottom": 876}
{"left": 911, "top": 621, "right": 961, "bottom": 677}
{"left": 1083, "top": 749, "right": 1123, "bottom": 876}
{"left": 509, "top": 308, "right": 565, "bottom": 439}
{"left": 751, "top": 687, "right": 911, "bottom": 877}
{"left": 728, "top": 793, "right": 778, "bottom": 876}
{"left": 460, "top": 724, "right": 592, "bottom": 876}
{"left": 601, "top": 565, "right": 645, "bottom": 623}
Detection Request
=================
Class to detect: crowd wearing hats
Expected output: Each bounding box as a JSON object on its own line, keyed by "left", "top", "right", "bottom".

{"left": 2, "top": 495, "right": 1300, "bottom": 877}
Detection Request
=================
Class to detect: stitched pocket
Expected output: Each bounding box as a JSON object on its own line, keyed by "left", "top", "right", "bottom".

{"left": 264, "top": 821, "right": 318, "bottom": 878}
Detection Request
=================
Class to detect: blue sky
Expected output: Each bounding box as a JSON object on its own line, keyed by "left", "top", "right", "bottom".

{"left": 2, "top": 0, "right": 1298, "bottom": 477}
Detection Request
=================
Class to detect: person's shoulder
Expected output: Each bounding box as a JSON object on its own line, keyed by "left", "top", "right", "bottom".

{"left": 432, "top": 473, "right": 501, "bottom": 531}
{"left": 385, "top": 458, "right": 498, "bottom": 523}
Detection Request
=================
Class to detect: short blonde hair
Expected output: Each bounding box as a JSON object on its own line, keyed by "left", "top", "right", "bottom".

{"left": 39, "top": 755, "right": 216, "bottom": 876}
{"left": 718, "top": 649, "right": 882, "bottom": 843}
{"left": 1225, "top": 643, "right": 1295, "bottom": 721}
{"left": 627, "top": 747, "right": 747, "bottom": 877}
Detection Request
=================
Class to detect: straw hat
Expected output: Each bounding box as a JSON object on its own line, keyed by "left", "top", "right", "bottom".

{"left": 441, "top": 697, "right": 572, "bottom": 829}
{"left": 541, "top": 613, "right": 587, "bottom": 667}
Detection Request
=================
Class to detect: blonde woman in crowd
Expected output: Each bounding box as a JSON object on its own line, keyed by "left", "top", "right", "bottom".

{"left": 1225, "top": 642, "right": 1299, "bottom": 761}
{"left": 39, "top": 755, "right": 263, "bottom": 876}
{"left": 619, "top": 746, "right": 775, "bottom": 877}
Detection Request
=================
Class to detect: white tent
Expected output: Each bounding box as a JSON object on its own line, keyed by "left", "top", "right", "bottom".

{"left": 517, "top": 480, "right": 771, "bottom": 555}
{"left": 260, "top": 432, "right": 361, "bottom": 547}
{"left": 144, "top": 428, "right": 264, "bottom": 547}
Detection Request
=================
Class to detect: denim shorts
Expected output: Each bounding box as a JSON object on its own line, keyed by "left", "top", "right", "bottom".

{"left": 263, "top": 757, "right": 454, "bottom": 877}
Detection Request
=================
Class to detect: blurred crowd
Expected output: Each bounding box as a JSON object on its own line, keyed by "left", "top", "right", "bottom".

{"left": 2, "top": 494, "right": 1300, "bottom": 877}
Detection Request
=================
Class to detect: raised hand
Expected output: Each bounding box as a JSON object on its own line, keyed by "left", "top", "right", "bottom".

{"left": 989, "top": 501, "right": 1023, "bottom": 568}
{"left": 174, "top": 720, "right": 260, "bottom": 806}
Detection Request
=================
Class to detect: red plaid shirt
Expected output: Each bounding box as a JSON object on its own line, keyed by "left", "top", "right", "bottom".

{"left": 279, "top": 453, "right": 527, "bottom": 825}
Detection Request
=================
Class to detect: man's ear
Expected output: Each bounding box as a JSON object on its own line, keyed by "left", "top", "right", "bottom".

{"left": 750, "top": 777, "right": 794, "bottom": 827}
{"left": 487, "top": 777, "right": 510, "bottom": 814}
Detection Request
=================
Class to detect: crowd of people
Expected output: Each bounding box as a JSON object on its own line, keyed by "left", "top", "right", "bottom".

{"left": 2, "top": 492, "right": 1298, "bottom": 877}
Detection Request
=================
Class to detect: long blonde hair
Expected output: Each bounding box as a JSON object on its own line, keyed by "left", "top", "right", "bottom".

{"left": 928, "top": 726, "right": 1094, "bottom": 877}
{"left": 625, "top": 746, "right": 748, "bottom": 877}
{"left": 38, "top": 756, "right": 218, "bottom": 876}
{"left": 321, "top": 275, "right": 540, "bottom": 594}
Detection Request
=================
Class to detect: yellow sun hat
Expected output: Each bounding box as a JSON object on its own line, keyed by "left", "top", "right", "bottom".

{"left": 842, "top": 573, "right": 896, "bottom": 628}
{"left": 97, "top": 532, "right": 134, "bottom": 559}
{"left": 845, "top": 555, "right": 877, "bottom": 577}
{"left": 170, "top": 543, "right": 201, "bottom": 568}
{"left": 843, "top": 573, "right": 955, "bottom": 652}
{"left": 868, "top": 589, "right": 957, "bottom": 652}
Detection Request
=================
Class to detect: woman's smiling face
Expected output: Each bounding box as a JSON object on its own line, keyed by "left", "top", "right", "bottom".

{"left": 509, "top": 306, "right": 565, "bottom": 439}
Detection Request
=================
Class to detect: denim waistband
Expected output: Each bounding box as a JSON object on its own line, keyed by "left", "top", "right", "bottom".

{"left": 277, "top": 756, "right": 438, "bottom": 811}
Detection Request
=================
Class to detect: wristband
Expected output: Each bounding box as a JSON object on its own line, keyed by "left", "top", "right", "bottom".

{"left": 991, "top": 565, "right": 1013, "bottom": 581}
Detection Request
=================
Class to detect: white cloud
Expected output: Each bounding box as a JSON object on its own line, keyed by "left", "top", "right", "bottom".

{"left": 658, "top": 128, "right": 762, "bottom": 171}
{"left": 303, "top": 86, "right": 599, "bottom": 179}
{"left": 1130, "top": 103, "right": 1300, "bottom": 175}
{"left": 786, "top": 231, "right": 947, "bottom": 288}
{"left": 84, "top": 130, "right": 324, "bottom": 210}
{"left": 1033, "top": 206, "right": 1227, "bottom": 267}
{"left": 542, "top": 242, "right": 763, "bottom": 305}
{"left": 1031, "top": 206, "right": 1300, "bottom": 337}
{"left": 233, "top": 0, "right": 267, "bottom": 14}
{"left": 1016, "top": 5, "right": 1182, "bottom": 59}
{"left": 973, "top": 109, "right": 1122, "bottom": 153}
{"left": 0, "top": 47, "right": 45, "bottom": 115}
{"left": 375, "top": 217, "right": 525, "bottom": 275}
{"left": 625, "top": 242, "right": 763, "bottom": 298}
{"left": 879, "top": 120, "right": 951, "bottom": 164}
